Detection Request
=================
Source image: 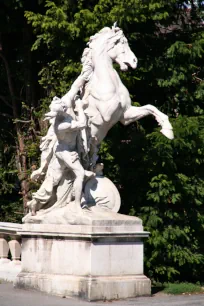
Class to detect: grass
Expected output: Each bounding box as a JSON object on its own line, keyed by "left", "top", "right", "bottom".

{"left": 162, "top": 283, "right": 203, "bottom": 295}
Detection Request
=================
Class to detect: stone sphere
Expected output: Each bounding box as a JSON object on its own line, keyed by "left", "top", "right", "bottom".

{"left": 84, "top": 176, "right": 121, "bottom": 212}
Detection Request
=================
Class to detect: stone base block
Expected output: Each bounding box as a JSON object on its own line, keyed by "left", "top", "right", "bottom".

{"left": 0, "top": 261, "right": 21, "bottom": 283}
{"left": 16, "top": 273, "right": 151, "bottom": 301}
{"left": 15, "top": 213, "right": 151, "bottom": 301}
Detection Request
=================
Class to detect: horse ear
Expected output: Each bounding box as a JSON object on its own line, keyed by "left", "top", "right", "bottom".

{"left": 112, "top": 21, "right": 121, "bottom": 33}
{"left": 112, "top": 21, "right": 117, "bottom": 31}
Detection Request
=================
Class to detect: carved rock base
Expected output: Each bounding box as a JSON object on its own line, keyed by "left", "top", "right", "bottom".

{"left": 15, "top": 214, "right": 151, "bottom": 301}
{"left": 15, "top": 274, "right": 150, "bottom": 301}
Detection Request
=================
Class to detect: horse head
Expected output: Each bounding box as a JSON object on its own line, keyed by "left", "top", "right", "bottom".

{"left": 83, "top": 24, "right": 137, "bottom": 74}
{"left": 107, "top": 23, "right": 137, "bottom": 71}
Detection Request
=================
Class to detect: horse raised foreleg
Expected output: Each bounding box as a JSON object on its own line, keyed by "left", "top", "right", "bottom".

{"left": 120, "top": 105, "right": 174, "bottom": 139}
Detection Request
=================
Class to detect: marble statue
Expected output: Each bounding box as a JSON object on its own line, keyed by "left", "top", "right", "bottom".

{"left": 26, "top": 96, "right": 94, "bottom": 216}
{"left": 23, "top": 23, "right": 173, "bottom": 224}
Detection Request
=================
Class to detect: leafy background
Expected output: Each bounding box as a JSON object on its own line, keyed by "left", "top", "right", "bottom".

{"left": 0, "top": 0, "right": 203, "bottom": 283}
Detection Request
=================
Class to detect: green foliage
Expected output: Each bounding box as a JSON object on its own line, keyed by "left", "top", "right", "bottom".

{"left": 163, "top": 282, "right": 203, "bottom": 294}
{"left": 0, "top": 138, "right": 22, "bottom": 223}
{"left": 0, "top": 200, "right": 23, "bottom": 223}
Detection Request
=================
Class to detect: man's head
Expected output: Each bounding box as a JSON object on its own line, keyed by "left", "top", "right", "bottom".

{"left": 44, "top": 96, "right": 67, "bottom": 120}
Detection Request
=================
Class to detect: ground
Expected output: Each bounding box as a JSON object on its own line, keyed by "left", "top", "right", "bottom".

{"left": 0, "top": 282, "right": 203, "bottom": 306}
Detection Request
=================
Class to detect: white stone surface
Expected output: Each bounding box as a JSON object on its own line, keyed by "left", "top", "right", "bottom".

{"left": 15, "top": 274, "right": 151, "bottom": 301}
{"left": 15, "top": 215, "right": 151, "bottom": 300}
{"left": 19, "top": 211, "right": 144, "bottom": 232}
{"left": 0, "top": 223, "right": 22, "bottom": 234}
{"left": 19, "top": 238, "right": 144, "bottom": 277}
{"left": 84, "top": 173, "right": 121, "bottom": 212}
{"left": 8, "top": 239, "right": 21, "bottom": 261}
{"left": 0, "top": 224, "right": 22, "bottom": 282}
{"left": 23, "top": 24, "right": 173, "bottom": 224}
{"left": 0, "top": 261, "right": 21, "bottom": 282}
{"left": 0, "top": 237, "right": 9, "bottom": 260}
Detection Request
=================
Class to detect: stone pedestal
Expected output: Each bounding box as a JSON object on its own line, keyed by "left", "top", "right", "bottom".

{"left": 15, "top": 213, "right": 151, "bottom": 301}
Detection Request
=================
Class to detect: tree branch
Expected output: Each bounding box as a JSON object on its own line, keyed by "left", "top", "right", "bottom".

{"left": 14, "top": 119, "right": 31, "bottom": 123}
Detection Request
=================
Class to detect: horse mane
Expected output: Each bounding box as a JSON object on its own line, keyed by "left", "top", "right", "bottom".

{"left": 80, "top": 25, "right": 125, "bottom": 81}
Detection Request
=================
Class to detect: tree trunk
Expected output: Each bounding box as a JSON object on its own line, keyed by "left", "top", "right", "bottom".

{"left": 0, "top": 52, "right": 29, "bottom": 211}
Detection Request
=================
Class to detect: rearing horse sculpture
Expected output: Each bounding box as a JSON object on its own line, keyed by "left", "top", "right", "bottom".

{"left": 62, "top": 24, "right": 174, "bottom": 167}
{"left": 25, "top": 24, "right": 174, "bottom": 221}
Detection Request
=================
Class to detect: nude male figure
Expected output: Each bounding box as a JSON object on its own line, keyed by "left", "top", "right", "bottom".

{"left": 27, "top": 97, "right": 94, "bottom": 215}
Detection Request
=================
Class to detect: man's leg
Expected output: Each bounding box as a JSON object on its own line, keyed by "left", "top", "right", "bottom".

{"left": 57, "top": 151, "right": 86, "bottom": 213}
{"left": 72, "top": 166, "right": 85, "bottom": 213}
{"left": 28, "top": 156, "right": 64, "bottom": 215}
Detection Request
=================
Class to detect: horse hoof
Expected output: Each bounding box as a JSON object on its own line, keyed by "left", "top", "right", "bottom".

{"left": 160, "top": 128, "right": 174, "bottom": 140}
{"left": 162, "top": 117, "right": 173, "bottom": 128}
